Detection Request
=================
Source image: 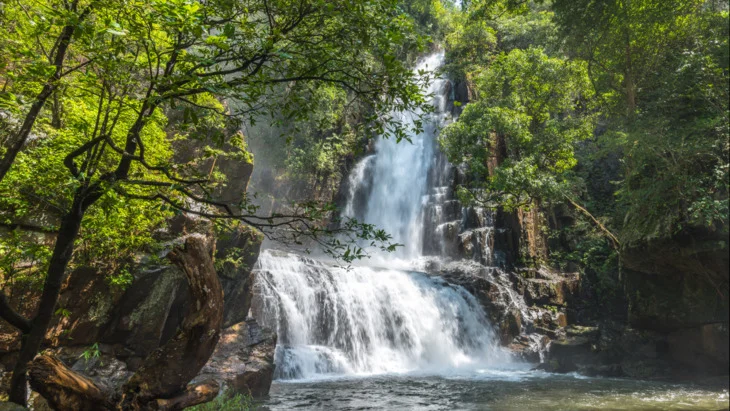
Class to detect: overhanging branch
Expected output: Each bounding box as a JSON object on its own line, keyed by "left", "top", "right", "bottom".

{"left": 0, "top": 292, "right": 32, "bottom": 333}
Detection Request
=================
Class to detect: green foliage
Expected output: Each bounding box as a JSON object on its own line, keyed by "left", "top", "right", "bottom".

{"left": 615, "top": 8, "right": 729, "bottom": 245}
{"left": 552, "top": 0, "right": 706, "bottom": 112}
{"left": 401, "top": 0, "right": 455, "bottom": 43}
{"left": 443, "top": 13, "right": 498, "bottom": 80}
{"left": 441, "top": 0, "right": 728, "bottom": 268}
{"left": 549, "top": 214, "right": 619, "bottom": 301}
{"left": 440, "top": 47, "right": 595, "bottom": 209}
{"left": 78, "top": 343, "right": 101, "bottom": 363}
{"left": 106, "top": 268, "right": 134, "bottom": 290}
{"left": 493, "top": 6, "right": 559, "bottom": 55}
{"left": 0, "top": 0, "right": 433, "bottom": 290}
{"left": 0, "top": 72, "right": 173, "bottom": 279}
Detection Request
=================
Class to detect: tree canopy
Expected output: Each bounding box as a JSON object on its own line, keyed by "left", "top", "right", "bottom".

{"left": 0, "top": 0, "right": 432, "bottom": 404}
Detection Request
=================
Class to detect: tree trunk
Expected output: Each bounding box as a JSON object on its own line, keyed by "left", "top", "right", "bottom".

{"left": 51, "top": 88, "right": 64, "bottom": 129}
{"left": 120, "top": 234, "right": 223, "bottom": 409}
{"left": 8, "top": 200, "right": 85, "bottom": 405}
{"left": 625, "top": 41, "right": 636, "bottom": 115}
{"left": 623, "top": 0, "right": 636, "bottom": 116}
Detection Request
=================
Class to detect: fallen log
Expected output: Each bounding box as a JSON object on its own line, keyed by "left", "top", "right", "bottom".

{"left": 28, "top": 354, "right": 115, "bottom": 411}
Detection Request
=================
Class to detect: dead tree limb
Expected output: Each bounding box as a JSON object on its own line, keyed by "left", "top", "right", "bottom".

{"left": 27, "top": 354, "right": 115, "bottom": 411}
{"left": 154, "top": 379, "right": 220, "bottom": 411}
{"left": 120, "top": 234, "right": 224, "bottom": 409}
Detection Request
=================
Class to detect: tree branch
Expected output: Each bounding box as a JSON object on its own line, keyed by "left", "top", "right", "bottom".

{"left": 0, "top": 291, "right": 32, "bottom": 333}
{"left": 564, "top": 195, "right": 621, "bottom": 250}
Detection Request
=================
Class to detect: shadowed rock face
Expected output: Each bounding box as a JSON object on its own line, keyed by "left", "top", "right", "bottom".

{"left": 617, "top": 226, "right": 729, "bottom": 377}
{"left": 0, "top": 402, "right": 27, "bottom": 411}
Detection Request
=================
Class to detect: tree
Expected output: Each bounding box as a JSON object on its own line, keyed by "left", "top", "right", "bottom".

{"left": 440, "top": 47, "right": 595, "bottom": 209}
{"left": 551, "top": 0, "right": 706, "bottom": 116}
{"left": 0, "top": 0, "right": 428, "bottom": 405}
{"left": 614, "top": 6, "right": 729, "bottom": 246}
{"left": 551, "top": 0, "right": 729, "bottom": 245}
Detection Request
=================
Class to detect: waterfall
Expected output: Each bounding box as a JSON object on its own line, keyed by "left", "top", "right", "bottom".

{"left": 254, "top": 251, "right": 511, "bottom": 379}
{"left": 342, "top": 52, "right": 449, "bottom": 259}
{"left": 253, "top": 52, "right": 515, "bottom": 380}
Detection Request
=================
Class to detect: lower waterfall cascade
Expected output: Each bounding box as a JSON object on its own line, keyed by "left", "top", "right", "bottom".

{"left": 254, "top": 250, "right": 514, "bottom": 379}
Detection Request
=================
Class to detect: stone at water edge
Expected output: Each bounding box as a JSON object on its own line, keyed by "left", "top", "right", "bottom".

{"left": 195, "top": 318, "right": 277, "bottom": 399}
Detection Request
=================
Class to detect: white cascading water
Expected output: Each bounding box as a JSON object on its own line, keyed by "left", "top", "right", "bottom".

{"left": 255, "top": 251, "right": 510, "bottom": 379}
{"left": 345, "top": 53, "right": 447, "bottom": 259}
{"left": 254, "top": 52, "right": 514, "bottom": 380}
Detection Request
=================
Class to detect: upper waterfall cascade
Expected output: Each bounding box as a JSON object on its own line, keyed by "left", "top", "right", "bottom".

{"left": 341, "top": 52, "right": 448, "bottom": 259}
{"left": 254, "top": 53, "right": 516, "bottom": 380}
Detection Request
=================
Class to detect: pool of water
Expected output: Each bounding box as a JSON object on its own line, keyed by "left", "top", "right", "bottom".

{"left": 258, "top": 371, "right": 729, "bottom": 410}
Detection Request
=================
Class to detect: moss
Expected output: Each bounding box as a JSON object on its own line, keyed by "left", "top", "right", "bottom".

{"left": 188, "top": 391, "right": 253, "bottom": 411}
{"left": 128, "top": 268, "right": 180, "bottom": 327}
{"left": 87, "top": 292, "right": 114, "bottom": 324}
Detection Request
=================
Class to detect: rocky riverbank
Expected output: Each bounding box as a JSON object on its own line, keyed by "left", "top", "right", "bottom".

{"left": 0, "top": 215, "right": 276, "bottom": 406}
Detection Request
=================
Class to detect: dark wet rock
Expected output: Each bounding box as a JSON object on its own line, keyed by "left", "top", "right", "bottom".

{"left": 547, "top": 332, "right": 598, "bottom": 373}
{"left": 620, "top": 359, "right": 673, "bottom": 380}
{"left": 424, "top": 259, "right": 578, "bottom": 360}
{"left": 566, "top": 325, "right": 600, "bottom": 339}
{"left": 513, "top": 268, "right": 580, "bottom": 307}
{"left": 617, "top": 227, "right": 729, "bottom": 377}
{"left": 510, "top": 334, "right": 549, "bottom": 363}
{"left": 624, "top": 266, "right": 728, "bottom": 332}
{"left": 69, "top": 354, "right": 133, "bottom": 394}
{"left": 428, "top": 261, "right": 522, "bottom": 344}
{"left": 540, "top": 321, "right": 713, "bottom": 380}
{"left": 196, "top": 319, "right": 277, "bottom": 398}
{"left": 667, "top": 323, "right": 729, "bottom": 376}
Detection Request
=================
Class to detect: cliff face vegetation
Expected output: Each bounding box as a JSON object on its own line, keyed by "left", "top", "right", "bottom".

{"left": 436, "top": 0, "right": 728, "bottom": 377}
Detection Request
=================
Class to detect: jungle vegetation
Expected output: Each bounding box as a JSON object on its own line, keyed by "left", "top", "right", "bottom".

{"left": 0, "top": 0, "right": 727, "bottom": 407}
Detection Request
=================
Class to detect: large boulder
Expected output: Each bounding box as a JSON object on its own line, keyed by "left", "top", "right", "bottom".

{"left": 620, "top": 228, "right": 729, "bottom": 377}
{"left": 667, "top": 323, "right": 729, "bottom": 376}
{"left": 216, "top": 226, "right": 264, "bottom": 328}
{"left": 621, "top": 225, "right": 728, "bottom": 329}
{"left": 541, "top": 322, "right": 694, "bottom": 380}
{"left": 100, "top": 265, "right": 188, "bottom": 360}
